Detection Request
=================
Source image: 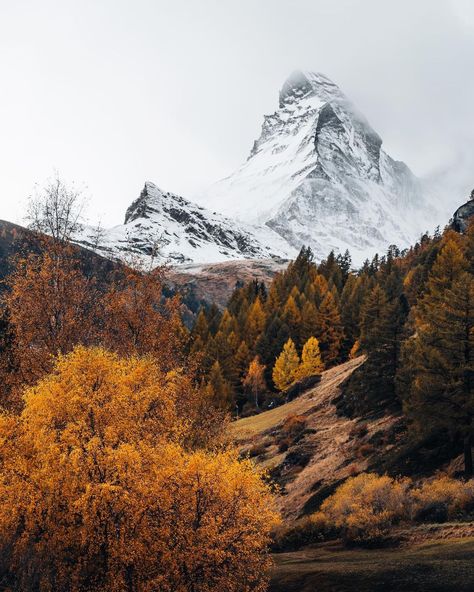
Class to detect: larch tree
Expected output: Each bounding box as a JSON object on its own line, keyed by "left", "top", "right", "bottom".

{"left": 242, "top": 356, "right": 267, "bottom": 408}
{"left": 401, "top": 238, "right": 474, "bottom": 476}
{"left": 206, "top": 360, "right": 234, "bottom": 410}
{"left": 316, "top": 291, "right": 344, "bottom": 366}
{"left": 297, "top": 336, "right": 324, "bottom": 379}
{"left": 272, "top": 338, "right": 300, "bottom": 391}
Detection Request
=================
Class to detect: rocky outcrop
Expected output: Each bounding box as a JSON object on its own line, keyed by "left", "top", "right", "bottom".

{"left": 452, "top": 190, "right": 474, "bottom": 233}
{"left": 75, "top": 182, "right": 296, "bottom": 266}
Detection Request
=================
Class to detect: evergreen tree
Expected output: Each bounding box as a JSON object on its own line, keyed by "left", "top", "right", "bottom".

{"left": 316, "top": 292, "right": 344, "bottom": 365}
{"left": 401, "top": 240, "right": 474, "bottom": 475}
{"left": 359, "top": 285, "right": 402, "bottom": 404}
{"left": 272, "top": 338, "right": 300, "bottom": 391}
{"left": 300, "top": 300, "right": 319, "bottom": 345}
{"left": 282, "top": 294, "right": 302, "bottom": 345}
{"left": 245, "top": 297, "right": 266, "bottom": 348}
{"left": 206, "top": 361, "right": 233, "bottom": 410}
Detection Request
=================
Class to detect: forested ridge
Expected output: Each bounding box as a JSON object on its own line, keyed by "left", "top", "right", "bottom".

{"left": 192, "top": 224, "right": 474, "bottom": 476}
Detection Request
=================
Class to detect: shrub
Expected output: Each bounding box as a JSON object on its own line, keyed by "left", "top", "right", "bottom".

{"left": 412, "top": 476, "right": 474, "bottom": 521}
{"left": 248, "top": 442, "right": 267, "bottom": 458}
{"left": 320, "top": 473, "right": 411, "bottom": 543}
{"left": 317, "top": 473, "right": 474, "bottom": 545}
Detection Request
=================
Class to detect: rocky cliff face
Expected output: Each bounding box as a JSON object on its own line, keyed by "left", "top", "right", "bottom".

{"left": 199, "top": 71, "right": 444, "bottom": 263}
{"left": 75, "top": 182, "right": 296, "bottom": 266}
{"left": 452, "top": 190, "right": 474, "bottom": 233}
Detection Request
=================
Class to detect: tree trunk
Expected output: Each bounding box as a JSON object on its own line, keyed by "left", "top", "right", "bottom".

{"left": 464, "top": 432, "right": 473, "bottom": 478}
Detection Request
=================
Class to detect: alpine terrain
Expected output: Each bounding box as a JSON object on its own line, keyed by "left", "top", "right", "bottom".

{"left": 74, "top": 71, "right": 453, "bottom": 268}
{"left": 76, "top": 181, "right": 296, "bottom": 265}
{"left": 200, "top": 70, "right": 447, "bottom": 263}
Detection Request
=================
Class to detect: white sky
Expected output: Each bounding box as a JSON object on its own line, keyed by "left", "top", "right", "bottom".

{"left": 1, "top": 0, "right": 474, "bottom": 227}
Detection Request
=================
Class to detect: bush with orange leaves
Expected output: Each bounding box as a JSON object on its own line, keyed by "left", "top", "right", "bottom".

{"left": 319, "top": 473, "right": 412, "bottom": 543}
{"left": 318, "top": 473, "right": 474, "bottom": 544}
{"left": 412, "top": 476, "right": 474, "bottom": 522}
{"left": 0, "top": 347, "right": 279, "bottom": 592}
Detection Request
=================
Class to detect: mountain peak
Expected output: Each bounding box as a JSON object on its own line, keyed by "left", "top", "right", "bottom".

{"left": 279, "top": 70, "right": 345, "bottom": 108}
{"left": 124, "top": 181, "right": 165, "bottom": 224}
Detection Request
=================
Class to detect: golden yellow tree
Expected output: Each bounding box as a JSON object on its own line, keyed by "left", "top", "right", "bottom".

{"left": 0, "top": 347, "right": 278, "bottom": 592}
{"left": 242, "top": 356, "right": 267, "bottom": 408}
{"left": 297, "top": 336, "right": 324, "bottom": 379}
{"left": 272, "top": 338, "right": 300, "bottom": 391}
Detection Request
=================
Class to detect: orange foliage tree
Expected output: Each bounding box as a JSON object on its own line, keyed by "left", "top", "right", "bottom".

{"left": 242, "top": 356, "right": 267, "bottom": 408}
{"left": 103, "top": 264, "right": 187, "bottom": 371}
{"left": 0, "top": 347, "right": 278, "bottom": 592}
{"left": 2, "top": 243, "right": 100, "bottom": 387}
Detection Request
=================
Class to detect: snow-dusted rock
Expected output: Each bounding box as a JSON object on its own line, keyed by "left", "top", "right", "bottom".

{"left": 75, "top": 182, "right": 296, "bottom": 266}
{"left": 199, "top": 70, "right": 444, "bottom": 263}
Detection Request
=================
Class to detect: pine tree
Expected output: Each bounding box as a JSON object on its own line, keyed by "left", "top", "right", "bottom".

{"left": 359, "top": 285, "right": 402, "bottom": 404}
{"left": 316, "top": 291, "right": 344, "bottom": 365}
{"left": 245, "top": 297, "right": 266, "bottom": 349}
{"left": 206, "top": 361, "right": 234, "bottom": 410}
{"left": 282, "top": 294, "right": 302, "bottom": 345}
{"left": 297, "top": 336, "right": 324, "bottom": 379}
{"left": 272, "top": 338, "right": 300, "bottom": 391}
{"left": 300, "top": 300, "right": 319, "bottom": 345}
{"left": 401, "top": 239, "right": 474, "bottom": 476}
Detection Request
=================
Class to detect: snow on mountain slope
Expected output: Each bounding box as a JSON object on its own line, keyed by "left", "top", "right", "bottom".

{"left": 75, "top": 182, "right": 296, "bottom": 266}
{"left": 199, "top": 70, "right": 444, "bottom": 263}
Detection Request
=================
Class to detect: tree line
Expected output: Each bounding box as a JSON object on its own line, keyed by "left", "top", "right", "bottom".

{"left": 191, "top": 226, "right": 474, "bottom": 476}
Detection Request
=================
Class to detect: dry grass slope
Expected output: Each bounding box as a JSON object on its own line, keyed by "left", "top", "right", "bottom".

{"left": 231, "top": 356, "right": 403, "bottom": 518}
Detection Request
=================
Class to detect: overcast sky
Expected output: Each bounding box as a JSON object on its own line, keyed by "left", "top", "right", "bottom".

{"left": 1, "top": 0, "right": 474, "bottom": 227}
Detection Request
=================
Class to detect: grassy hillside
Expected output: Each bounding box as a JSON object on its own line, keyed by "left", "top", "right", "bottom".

{"left": 231, "top": 356, "right": 404, "bottom": 518}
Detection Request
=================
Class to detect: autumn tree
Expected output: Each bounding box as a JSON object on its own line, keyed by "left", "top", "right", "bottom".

{"left": 2, "top": 244, "right": 100, "bottom": 386}
{"left": 272, "top": 338, "right": 300, "bottom": 391}
{"left": 103, "top": 264, "right": 187, "bottom": 371}
{"left": 242, "top": 356, "right": 267, "bottom": 408}
{"left": 316, "top": 291, "right": 344, "bottom": 365}
{"left": 297, "top": 336, "right": 324, "bottom": 379}
{"left": 206, "top": 360, "right": 234, "bottom": 410}
{"left": 0, "top": 347, "right": 278, "bottom": 592}
{"left": 401, "top": 239, "right": 474, "bottom": 476}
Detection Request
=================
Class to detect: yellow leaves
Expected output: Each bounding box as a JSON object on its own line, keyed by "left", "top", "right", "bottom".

{"left": 318, "top": 472, "right": 474, "bottom": 543}
{"left": 297, "top": 336, "right": 324, "bottom": 380}
{"left": 0, "top": 346, "right": 278, "bottom": 592}
{"left": 272, "top": 338, "right": 300, "bottom": 391}
{"left": 273, "top": 337, "right": 323, "bottom": 390}
{"left": 320, "top": 473, "right": 411, "bottom": 542}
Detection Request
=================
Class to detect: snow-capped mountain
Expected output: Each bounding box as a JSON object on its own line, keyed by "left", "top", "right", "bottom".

{"left": 199, "top": 70, "right": 445, "bottom": 263}
{"left": 75, "top": 182, "right": 295, "bottom": 266}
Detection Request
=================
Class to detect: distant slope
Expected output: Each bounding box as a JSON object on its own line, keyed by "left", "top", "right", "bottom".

{"left": 0, "top": 219, "right": 118, "bottom": 287}
{"left": 232, "top": 357, "right": 403, "bottom": 518}
{"left": 167, "top": 258, "right": 288, "bottom": 309}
